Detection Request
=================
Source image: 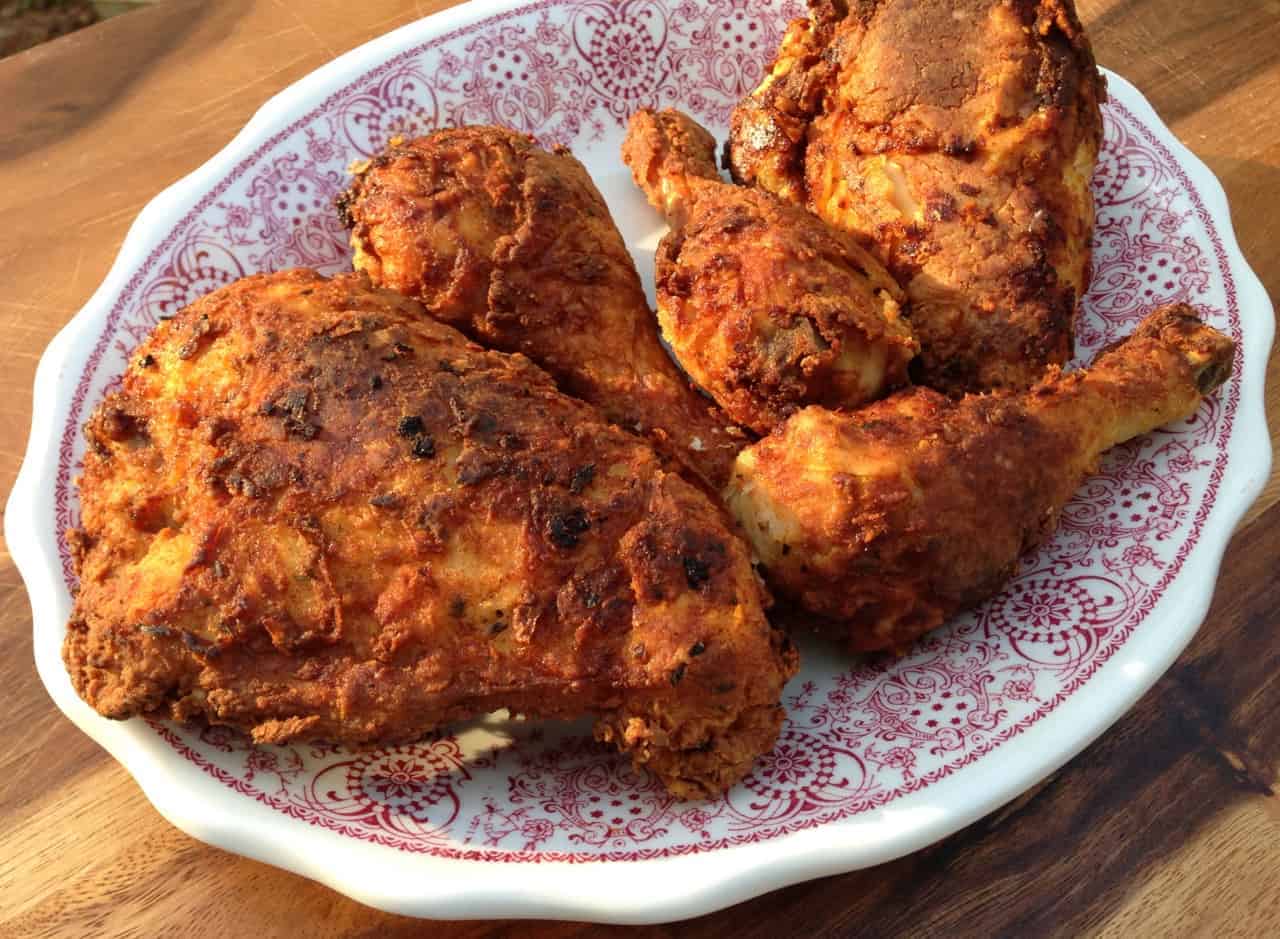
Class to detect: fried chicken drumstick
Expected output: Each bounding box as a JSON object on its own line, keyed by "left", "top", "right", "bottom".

{"left": 726, "top": 305, "right": 1234, "bottom": 652}
{"left": 63, "top": 270, "right": 797, "bottom": 798}
{"left": 728, "top": 0, "right": 1106, "bottom": 395}
{"left": 337, "top": 126, "right": 742, "bottom": 490}
{"left": 623, "top": 107, "right": 916, "bottom": 435}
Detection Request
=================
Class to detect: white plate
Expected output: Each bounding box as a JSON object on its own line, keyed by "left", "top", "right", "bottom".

{"left": 8, "top": 0, "right": 1273, "bottom": 924}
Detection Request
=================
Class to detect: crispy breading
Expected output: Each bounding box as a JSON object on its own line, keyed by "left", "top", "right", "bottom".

{"left": 728, "top": 0, "right": 1106, "bottom": 395}
{"left": 725, "top": 305, "right": 1234, "bottom": 651}
{"left": 62, "top": 270, "right": 796, "bottom": 798}
{"left": 337, "top": 126, "right": 744, "bottom": 490}
{"left": 623, "top": 108, "right": 916, "bottom": 435}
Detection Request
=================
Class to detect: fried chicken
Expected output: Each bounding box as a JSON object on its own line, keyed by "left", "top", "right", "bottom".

{"left": 728, "top": 0, "right": 1106, "bottom": 395}
{"left": 623, "top": 107, "right": 916, "bottom": 435}
{"left": 725, "top": 305, "right": 1234, "bottom": 651}
{"left": 63, "top": 270, "right": 797, "bottom": 799}
{"left": 337, "top": 126, "right": 743, "bottom": 491}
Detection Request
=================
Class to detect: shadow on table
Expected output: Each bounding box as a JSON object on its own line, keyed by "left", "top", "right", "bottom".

{"left": 1089, "top": 0, "right": 1280, "bottom": 126}
{"left": 0, "top": 0, "right": 248, "bottom": 162}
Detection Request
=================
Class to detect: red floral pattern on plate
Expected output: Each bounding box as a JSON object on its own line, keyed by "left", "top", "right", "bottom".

{"left": 53, "top": 0, "right": 1241, "bottom": 863}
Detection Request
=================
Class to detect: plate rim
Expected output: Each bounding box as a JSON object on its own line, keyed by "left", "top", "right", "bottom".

{"left": 6, "top": 0, "right": 1274, "bottom": 923}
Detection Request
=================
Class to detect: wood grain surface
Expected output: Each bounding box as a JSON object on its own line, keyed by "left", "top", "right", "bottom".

{"left": 1, "top": 1, "right": 1277, "bottom": 935}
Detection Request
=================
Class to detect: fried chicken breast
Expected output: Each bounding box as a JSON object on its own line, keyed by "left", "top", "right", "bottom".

{"left": 623, "top": 107, "right": 916, "bottom": 435}
{"left": 337, "top": 126, "right": 743, "bottom": 491}
{"left": 725, "top": 305, "right": 1234, "bottom": 651}
{"left": 63, "top": 270, "right": 796, "bottom": 799}
{"left": 728, "top": 0, "right": 1106, "bottom": 395}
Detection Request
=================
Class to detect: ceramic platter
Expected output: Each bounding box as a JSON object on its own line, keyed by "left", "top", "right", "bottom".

{"left": 8, "top": 0, "right": 1273, "bottom": 924}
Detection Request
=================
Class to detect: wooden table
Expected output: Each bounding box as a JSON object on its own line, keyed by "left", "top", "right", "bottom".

{"left": 1, "top": 1, "right": 1277, "bottom": 935}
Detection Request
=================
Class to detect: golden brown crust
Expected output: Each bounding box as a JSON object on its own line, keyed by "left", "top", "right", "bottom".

{"left": 621, "top": 107, "right": 722, "bottom": 228}
{"left": 726, "top": 304, "right": 1234, "bottom": 651}
{"left": 63, "top": 270, "right": 796, "bottom": 798}
{"left": 338, "top": 126, "right": 744, "bottom": 491}
{"left": 728, "top": 0, "right": 1107, "bottom": 395}
{"left": 624, "top": 108, "right": 917, "bottom": 435}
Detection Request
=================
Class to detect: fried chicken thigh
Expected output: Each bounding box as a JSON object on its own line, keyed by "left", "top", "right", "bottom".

{"left": 63, "top": 270, "right": 797, "bottom": 799}
{"left": 728, "top": 0, "right": 1106, "bottom": 395}
{"left": 623, "top": 107, "right": 916, "bottom": 435}
{"left": 726, "top": 305, "right": 1234, "bottom": 651}
{"left": 337, "top": 126, "right": 742, "bottom": 490}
